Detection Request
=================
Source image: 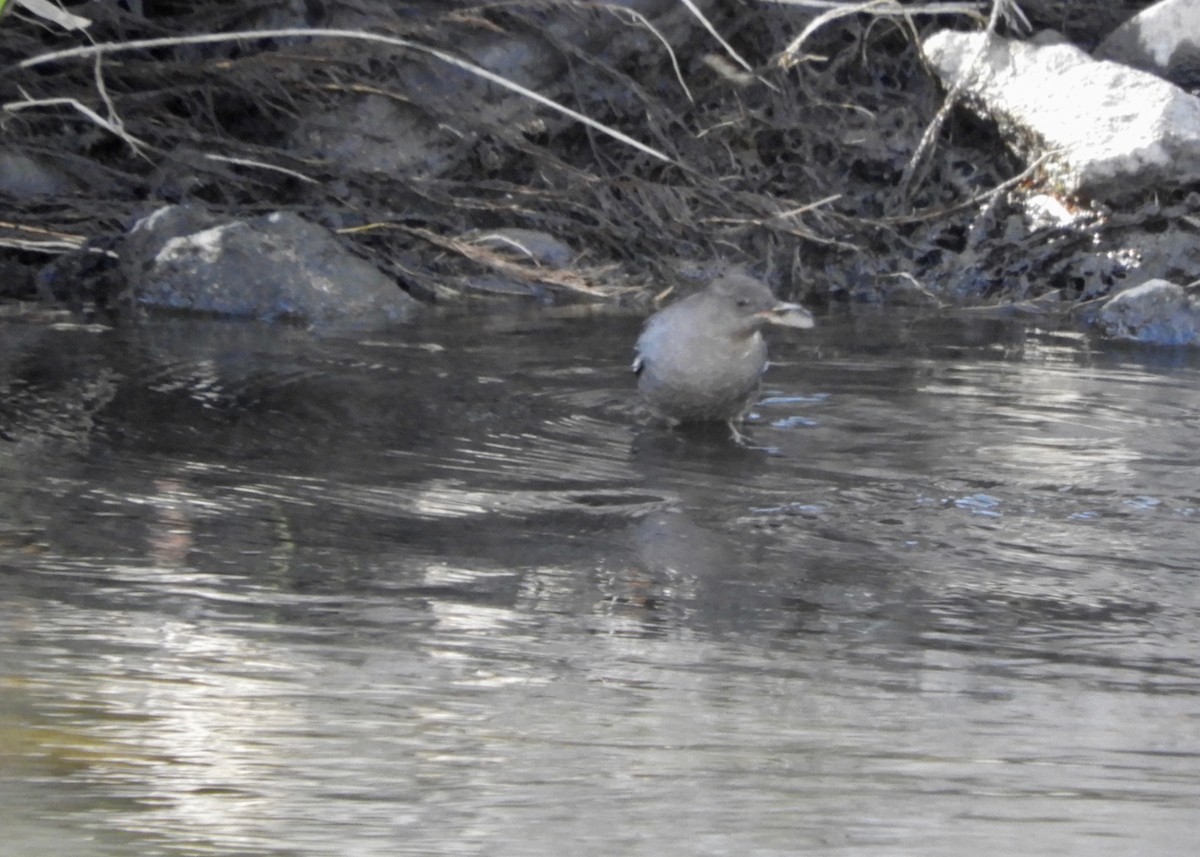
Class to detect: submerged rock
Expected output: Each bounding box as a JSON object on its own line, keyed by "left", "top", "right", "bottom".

{"left": 1098, "top": 278, "right": 1200, "bottom": 345}
{"left": 120, "top": 206, "right": 420, "bottom": 327}
{"left": 922, "top": 30, "right": 1200, "bottom": 202}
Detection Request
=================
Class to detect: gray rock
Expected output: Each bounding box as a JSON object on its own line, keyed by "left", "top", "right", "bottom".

{"left": 922, "top": 30, "right": 1200, "bottom": 202}
{"left": 293, "top": 0, "right": 702, "bottom": 181}
{"left": 297, "top": 94, "right": 461, "bottom": 178}
{"left": 469, "top": 228, "right": 576, "bottom": 267}
{"left": 0, "top": 152, "right": 73, "bottom": 197}
{"left": 1098, "top": 278, "right": 1200, "bottom": 345}
{"left": 1096, "top": 0, "right": 1200, "bottom": 87}
{"left": 121, "top": 205, "right": 420, "bottom": 327}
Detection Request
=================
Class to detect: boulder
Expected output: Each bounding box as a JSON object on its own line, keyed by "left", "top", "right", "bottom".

{"left": 119, "top": 206, "right": 420, "bottom": 327}
{"left": 922, "top": 30, "right": 1200, "bottom": 202}
{"left": 1097, "top": 278, "right": 1200, "bottom": 345}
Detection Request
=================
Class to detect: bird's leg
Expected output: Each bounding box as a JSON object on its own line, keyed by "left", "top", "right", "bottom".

{"left": 726, "top": 419, "right": 751, "bottom": 446}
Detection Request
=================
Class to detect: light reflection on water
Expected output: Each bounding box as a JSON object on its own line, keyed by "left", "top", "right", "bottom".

{"left": 1, "top": 310, "right": 1199, "bottom": 856}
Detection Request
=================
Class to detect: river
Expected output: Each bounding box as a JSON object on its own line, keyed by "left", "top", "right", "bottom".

{"left": 1, "top": 307, "right": 1198, "bottom": 856}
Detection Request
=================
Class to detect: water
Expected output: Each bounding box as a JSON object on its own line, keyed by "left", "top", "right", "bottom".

{"left": 1, "top": 308, "right": 1198, "bottom": 856}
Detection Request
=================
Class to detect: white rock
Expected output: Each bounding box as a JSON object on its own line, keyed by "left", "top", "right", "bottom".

{"left": 922, "top": 30, "right": 1200, "bottom": 202}
{"left": 1022, "top": 193, "right": 1086, "bottom": 230}
{"left": 1095, "top": 0, "right": 1200, "bottom": 82}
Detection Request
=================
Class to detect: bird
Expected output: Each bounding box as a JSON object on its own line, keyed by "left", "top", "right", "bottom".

{"left": 632, "top": 273, "right": 813, "bottom": 435}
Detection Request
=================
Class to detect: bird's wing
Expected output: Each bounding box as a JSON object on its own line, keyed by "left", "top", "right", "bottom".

{"left": 632, "top": 308, "right": 674, "bottom": 377}
{"left": 632, "top": 318, "right": 659, "bottom": 377}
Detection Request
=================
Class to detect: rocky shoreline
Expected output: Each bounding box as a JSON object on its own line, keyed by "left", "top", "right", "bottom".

{"left": 3, "top": 0, "right": 1198, "bottom": 343}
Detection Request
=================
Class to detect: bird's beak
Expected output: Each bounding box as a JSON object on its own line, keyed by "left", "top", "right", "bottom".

{"left": 758, "top": 302, "right": 814, "bottom": 330}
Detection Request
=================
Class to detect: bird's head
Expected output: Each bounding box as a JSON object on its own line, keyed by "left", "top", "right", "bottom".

{"left": 708, "top": 274, "right": 814, "bottom": 330}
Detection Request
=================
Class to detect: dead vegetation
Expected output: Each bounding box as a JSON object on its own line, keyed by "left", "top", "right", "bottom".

{"left": 0, "top": 0, "right": 1170, "bottom": 309}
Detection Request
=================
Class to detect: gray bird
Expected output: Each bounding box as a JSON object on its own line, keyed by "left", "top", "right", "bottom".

{"left": 632, "top": 273, "right": 813, "bottom": 433}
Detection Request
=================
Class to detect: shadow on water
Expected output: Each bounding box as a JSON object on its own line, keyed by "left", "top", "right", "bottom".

{"left": 2, "top": 308, "right": 1199, "bottom": 856}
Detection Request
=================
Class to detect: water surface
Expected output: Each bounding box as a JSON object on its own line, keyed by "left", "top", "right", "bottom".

{"left": 2, "top": 308, "right": 1198, "bottom": 856}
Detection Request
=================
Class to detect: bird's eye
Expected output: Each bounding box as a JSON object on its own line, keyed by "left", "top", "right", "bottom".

{"left": 735, "top": 298, "right": 750, "bottom": 307}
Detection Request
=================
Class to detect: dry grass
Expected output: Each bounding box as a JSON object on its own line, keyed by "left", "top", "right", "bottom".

{"left": 0, "top": 1, "right": 1151, "bottom": 307}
